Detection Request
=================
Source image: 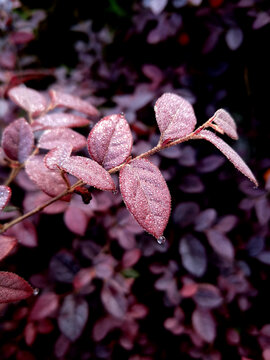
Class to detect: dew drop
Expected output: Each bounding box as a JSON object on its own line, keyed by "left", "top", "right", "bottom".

{"left": 157, "top": 236, "right": 166, "bottom": 245}
{"left": 33, "top": 288, "right": 39, "bottom": 296}
{"left": 120, "top": 112, "right": 125, "bottom": 117}
{"left": 112, "top": 189, "right": 118, "bottom": 195}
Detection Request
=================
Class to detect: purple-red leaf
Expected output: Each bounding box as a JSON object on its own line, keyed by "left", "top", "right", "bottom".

{"left": 2, "top": 118, "right": 34, "bottom": 163}
{"left": 38, "top": 128, "right": 86, "bottom": 151}
{"left": 101, "top": 282, "right": 128, "bottom": 319}
{"left": 0, "top": 235, "right": 17, "bottom": 261}
{"left": 0, "top": 271, "right": 33, "bottom": 303}
{"left": 154, "top": 93, "right": 197, "bottom": 143}
{"left": 193, "top": 284, "right": 223, "bottom": 309}
{"left": 7, "top": 220, "right": 38, "bottom": 248}
{"left": 211, "top": 109, "right": 238, "bottom": 140}
{"left": 25, "top": 155, "right": 71, "bottom": 199}
{"left": 119, "top": 158, "right": 171, "bottom": 238}
{"left": 58, "top": 294, "right": 89, "bottom": 342}
{"left": 44, "top": 144, "right": 73, "bottom": 170}
{"left": 8, "top": 86, "right": 47, "bottom": 117}
{"left": 64, "top": 206, "right": 89, "bottom": 236}
{"left": 192, "top": 308, "right": 216, "bottom": 343}
{"left": 87, "top": 113, "right": 133, "bottom": 170}
{"left": 30, "top": 292, "right": 59, "bottom": 320}
{"left": 61, "top": 156, "right": 115, "bottom": 191}
{"left": 32, "top": 113, "right": 90, "bottom": 131}
{"left": 0, "top": 185, "right": 11, "bottom": 211}
{"left": 196, "top": 130, "right": 258, "bottom": 186}
{"left": 49, "top": 90, "right": 99, "bottom": 116}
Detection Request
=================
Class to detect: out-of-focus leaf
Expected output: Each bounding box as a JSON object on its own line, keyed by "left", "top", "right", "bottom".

{"left": 173, "top": 202, "right": 200, "bottom": 227}
{"left": 206, "top": 229, "right": 234, "bottom": 261}
{"left": 49, "top": 251, "right": 80, "bottom": 283}
{"left": 225, "top": 28, "right": 243, "bottom": 50}
{"left": 179, "top": 174, "right": 204, "bottom": 193}
{"left": 0, "top": 185, "right": 11, "bottom": 211}
{"left": 193, "top": 284, "right": 223, "bottom": 309}
{"left": 0, "top": 235, "right": 17, "bottom": 261}
{"left": 254, "top": 197, "right": 270, "bottom": 225}
{"left": 58, "top": 294, "right": 89, "bottom": 342}
{"left": 30, "top": 292, "right": 59, "bottom": 320}
{"left": 32, "top": 113, "right": 90, "bottom": 131}
{"left": 0, "top": 271, "right": 33, "bottom": 303}
{"left": 211, "top": 109, "right": 238, "bottom": 140}
{"left": 64, "top": 206, "right": 89, "bottom": 236}
{"left": 213, "top": 215, "right": 238, "bottom": 233}
{"left": 121, "top": 249, "right": 141, "bottom": 268}
{"left": 38, "top": 128, "right": 86, "bottom": 151}
{"left": 2, "top": 118, "right": 34, "bottom": 163}
{"left": 154, "top": 93, "right": 197, "bottom": 143}
{"left": 194, "top": 209, "right": 217, "bottom": 231}
{"left": 143, "top": 0, "right": 168, "bottom": 15}
{"left": 120, "top": 158, "right": 171, "bottom": 238}
{"left": 197, "top": 155, "right": 225, "bottom": 173}
{"left": 7, "top": 220, "right": 38, "bottom": 248}
{"left": 192, "top": 308, "right": 216, "bottom": 343}
{"left": 101, "top": 282, "right": 128, "bottom": 319}
{"left": 92, "top": 316, "right": 121, "bottom": 341}
{"left": 87, "top": 113, "right": 133, "bottom": 170}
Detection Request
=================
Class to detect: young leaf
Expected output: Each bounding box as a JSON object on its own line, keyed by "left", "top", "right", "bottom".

{"left": 38, "top": 128, "right": 86, "bottom": 151}
{"left": 25, "top": 155, "right": 71, "bottom": 199}
{"left": 2, "top": 118, "right": 34, "bottom": 163}
{"left": 196, "top": 130, "right": 258, "bottom": 186}
{"left": 211, "top": 109, "right": 238, "bottom": 140}
{"left": 154, "top": 93, "right": 197, "bottom": 143}
{"left": 8, "top": 86, "right": 47, "bottom": 117}
{"left": 44, "top": 144, "right": 73, "bottom": 170}
{"left": 0, "top": 271, "right": 33, "bottom": 303}
{"left": 0, "top": 185, "right": 11, "bottom": 211}
{"left": 0, "top": 235, "right": 17, "bottom": 261}
{"left": 61, "top": 156, "right": 116, "bottom": 191}
{"left": 119, "top": 158, "right": 171, "bottom": 238}
{"left": 87, "top": 113, "right": 133, "bottom": 170}
{"left": 49, "top": 90, "right": 99, "bottom": 116}
{"left": 31, "top": 113, "right": 90, "bottom": 131}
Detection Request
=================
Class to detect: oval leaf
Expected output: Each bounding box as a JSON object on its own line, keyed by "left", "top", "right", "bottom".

{"left": 212, "top": 109, "right": 238, "bottom": 140}
{"left": 154, "top": 93, "right": 197, "bottom": 143}
{"left": 61, "top": 156, "right": 115, "bottom": 191}
{"left": 49, "top": 90, "right": 99, "bottom": 116}
{"left": 44, "top": 144, "right": 73, "bottom": 170}
{"left": 2, "top": 118, "right": 34, "bottom": 163}
{"left": 38, "top": 128, "right": 86, "bottom": 151}
{"left": 206, "top": 229, "right": 234, "bottom": 261}
{"left": 0, "top": 235, "right": 17, "bottom": 261}
{"left": 32, "top": 113, "right": 90, "bottom": 131}
{"left": 193, "top": 284, "right": 223, "bottom": 309}
{"left": 196, "top": 130, "right": 258, "bottom": 186}
{"left": 87, "top": 113, "right": 133, "bottom": 170}
{"left": 119, "top": 158, "right": 171, "bottom": 238}
{"left": 192, "top": 308, "right": 216, "bottom": 343}
{"left": 0, "top": 271, "right": 33, "bottom": 303}
{"left": 8, "top": 86, "right": 47, "bottom": 117}
{"left": 30, "top": 292, "right": 59, "bottom": 320}
{"left": 0, "top": 185, "right": 11, "bottom": 211}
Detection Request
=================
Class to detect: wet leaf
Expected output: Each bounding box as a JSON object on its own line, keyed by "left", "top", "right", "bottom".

{"left": 0, "top": 271, "right": 33, "bottom": 303}
{"left": 211, "top": 109, "right": 238, "bottom": 140}
{"left": 38, "top": 128, "right": 86, "bottom": 151}
{"left": 32, "top": 113, "right": 90, "bottom": 131}
{"left": 44, "top": 144, "right": 73, "bottom": 170}
{"left": 0, "top": 235, "right": 17, "bottom": 261}
{"left": 0, "top": 185, "right": 11, "bottom": 211}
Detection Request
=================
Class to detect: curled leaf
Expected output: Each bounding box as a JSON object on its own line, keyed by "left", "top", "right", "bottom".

{"left": 0, "top": 271, "right": 33, "bottom": 303}
{"left": 2, "top": 118, "right": 34, "bottom": 163}
{"left": 211, "top": 109, "right": 238, "bottom": 140}
{"left": 0, "top": 235, "right": 17, "bottom": 261}
{"left": 119, "top": 158, "right": 171, "bottom": 238}
{"left": 154, "top": 93, "right": 197, "bottom": 143}
{"left": 38, "top": 128, "right": 86, "bottom": 151}
{"left": 87, "top": 113, "right": 133, "bottom": 170}
{"left": 0, "top": 185, "right": 11, "bottom": 211}
{"left": 32, "top": 113, "right": 90, "bottom": 131}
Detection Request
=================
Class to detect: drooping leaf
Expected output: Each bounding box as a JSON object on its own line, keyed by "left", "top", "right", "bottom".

{"left": 58, "top": 294, "right": 89, "bottom": 342}
{"left": 38, "top": 128, "right": 86, "bottom": 151}
{"left": 49, "top": 90, "right": 99, "bottom": 116}
{"left": 2, "top": 118, "right": 34, "bottom": 163}
{"left": 30, "top": 292, "right": 59, "bottom": 320}
{"left": 211, "top": 109, "right": 238, "bottom": 140}
{"left": 154, "top": 93, "right": 197, "bottom": 143}
{"left": 119, "top": 158, "right": 171, "bottom": 238}
{"left": 44, "top": 144, "right": 73, "bottom": 170}
{"left": 192, "top": 308, "right": 216, "bottom": 343}
{"left": 0, "top": 185, "right": 11, "bottom": 211}
{"left": 32, "top": 113, "right": 90, "bottom": 131}
{"left": 0, "top": 271, "right": 33, "bottom": 303}
{"left": 8, "top": 86, "right": 47, "bottom": 117}
{"left": 61, "top": 156, "right": 115, "bottom": 191}
{"left": 196, "top": 130, "right": 258, "bottom": 186}
{"left": 25, "top": 155, "right": 71, "bottom": 199}
{"left": 87, "top": 113, "right": 133, "bottom": 170}
{"left": 0, "top": 235, "right": 17, "bottom": 261}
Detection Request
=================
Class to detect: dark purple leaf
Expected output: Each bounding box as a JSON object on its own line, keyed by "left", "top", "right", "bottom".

{"left": 178, "top": 146, "right": 196, "bottom": 166}
{"left": 49, "top": 251, "right": 80, "bottom": 283}
{"left": 0, "top": 235, "right": 17, "bottom": 261}
{"left": 0, "top": 271, "right": 33, "bottom": 303}
{"left": 192, "top": 308, "right": 216, "bottom": 343}
{"left": 206, "top": 229, "right": 234, "bottom": 261}
{"left": 197, "top": 155, "right": 225, "bottom": 173}
{"left": 213, "top": 215, "right": 238, "bottom": 233}
{"left": 122, "top": 249, "right": 141, "bottom": 268}
{"left": 58, "top": 294, "right": 89, "bottom": 342}
{"left": 246, "top": 236, "right": 265, "bottom": 257}
{"left": 254, "top": 197, "right": 270, "bottom": 225}
{"left": 9, "top": 31, "right": 35, "bottom": 45}
{"left": 194, "top": 209, "right": 217, "bottom": 231}
{"left": 101, "top": 282, "right": 128, "bottom": 319}
{"left": 120, "top": 158, "right": 171, "bottom": 238}
{"left": 193, "top": 284, "right": 223, "bottom": 309}
{"left": 179, "top": 234, "right": 207, "bottom": 277}
{"left": 173, "top": 202, "right": 200, "bottom": 227}
{"left": 92, "top": 316, "right": 121, "bottom": 341}
{"left": 0, "top": 185, "right": 11, "bottom": 211}
{"left": 87, "top": 113, "right": 133, "bottom": 170}
{"left": 2, "top": 118, "right": 34, "bottom": 163}
{"left": 30, "top": 292, "right": 59, "bottom": 320}
{"left": 211, "top": 109, "right": 238, "bottom": 140}
{"left": 256, "top": 251, "right": 270, "bottom": 265}
{"left": 61, "top": 156, "right": 115, "bottom": 191}
{"left": 38, "top": 128, "right": 86, "bottom": 151}
{"left": 196, "top": 130, "right": 258, "bottom": 186}
{"left": 179, "top": 174, "right": 204, "bottom": 193}
{"left": 32, "top": 113, "right": 90, "bottom": 131}
{"left": 154, "top": 93, "right": 197, "bottom": 143}
{"left": 44, "top": 144, "right": 73, "bottom": 170}
{"left": 8, "top": 86, "right": 47, "bottom": 117}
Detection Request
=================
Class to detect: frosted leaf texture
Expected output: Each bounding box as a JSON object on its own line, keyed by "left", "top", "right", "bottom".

{"left": 0, "top": 235, "right": 17, "bottom": 261}
{"left": 32, "top": 113, "right": 90, "bottom": 131}
{"left": 44, "top": 144, "right": 73, "bottom": 170}
{"left": 49, "top": 90, "right": 99, "bottom": 116}
{"left": 212, "top": 109, "right": 238, "bottom": 140}
{"left": 61, "top": 156, "right": 116, "bottom": 191}
{"left": 87, "top": 113, "right": 133, "bottom": 170}
{"left": 2, "top": 118, "right": 34, "bottom": 163}
{"left": 119, "top": 158, "right": 171, "bottom": 238}
{"left": 38, "top": 128, "right": 86, "bottom": 151}
{"left": 154, "top": 93, "right": 197, "bottom": 143}
{"left": 0, "top": 271, "right": 33, "bottom": 303}
{"left": 25, "top": 155, "right": 71, "bottom": 198}
{"left": 8, "top": 86, "right": 47, "bottom": 117}
{"left": 197, "top": 130, "right": 258, "bottom": 186}
{"left": 0, "top": 185, "right": 11, "bottom": 211}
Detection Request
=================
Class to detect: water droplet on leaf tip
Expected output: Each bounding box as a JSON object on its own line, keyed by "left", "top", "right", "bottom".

{"left": 120, "top": 112, "right": 125, "bottom": 117}
{"left": 157, "top": 236, "right": 166, "bottom": 245}
{"left": 33, "top": 288, "right": 39, "bottom": 296}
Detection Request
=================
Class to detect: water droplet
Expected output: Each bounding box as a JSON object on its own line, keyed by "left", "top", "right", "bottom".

{"left": 33, "top": 288, "right": 39, "bottom": 296}
{"left": 157, "top": 236, "right": 166, "bottom": 245}
{"left": 120, "top": 112, "right": 125, "bottom": 117}
{"left": 112, "top": 189, "right": 118, "bottom": 195}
